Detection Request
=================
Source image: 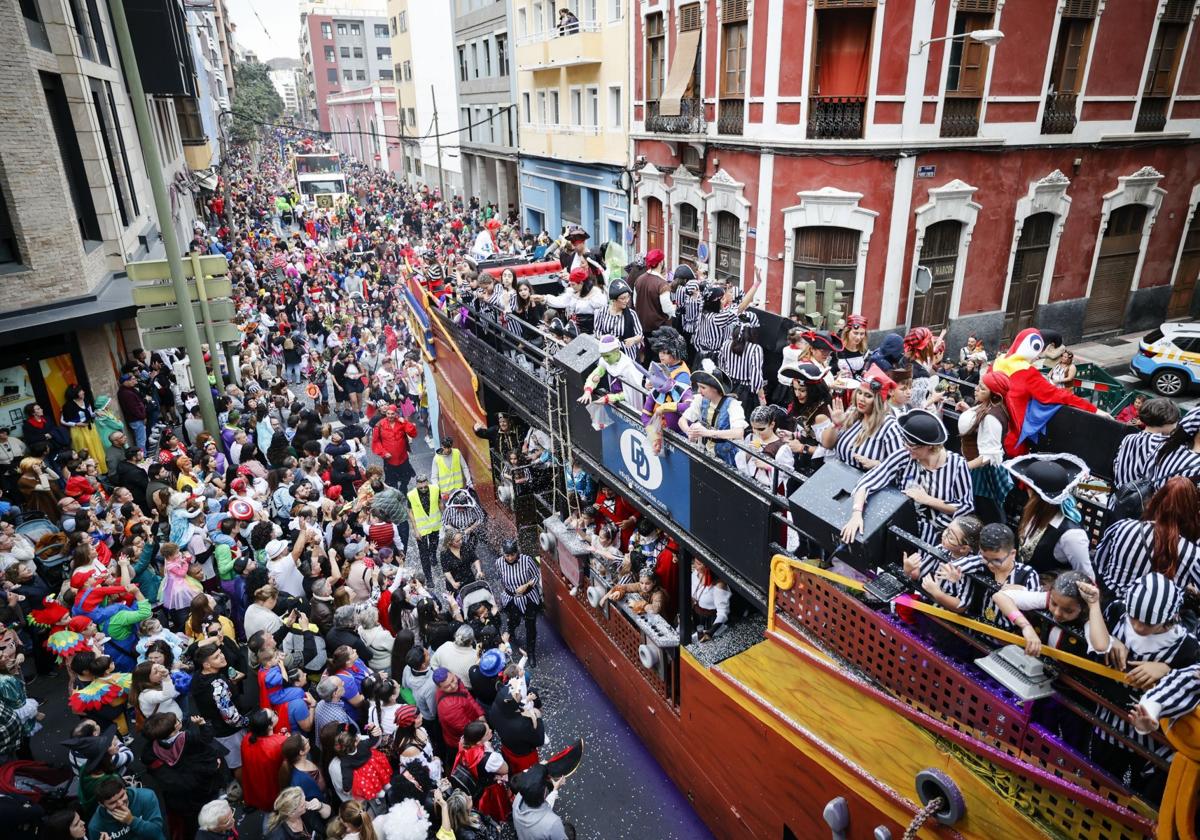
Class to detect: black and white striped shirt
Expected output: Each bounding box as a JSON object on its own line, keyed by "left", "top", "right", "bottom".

{"left": 1094, "top": 519, "right": 1200, "bottom": 598}
{"left": 855, "top": 447, "right": 975, "bottom": 543}
{"left": 833, "top": 414, "right": 906, "bottom": 468}
{"left": 673, "top": 280, "right": 702, "bottom": 335}
{"left": 694, "top": 307, "right": 739, "bottom": 353}
{"left": 442, "top": 502, "right": 483, "bottom": 532}
{"left": 937, "top": 555, "right": 1040, "bottom": 630}
{"left": 718, "top": 340, "right": 764, "bottom": 393}
{"left": 1113, "top": 431, "right": 1167, "bottom": 487}
{"left": 1152, "top": 444, "right": 1200, "bottom": 486}
{"left": 496, "top": 552, "right": 543, "bottom": 612}
{"left": 592, "top": 306, "right": 643, "bottom": 360}
{"left": 1140, "top": 662, "right": 1200, "bottom": 722}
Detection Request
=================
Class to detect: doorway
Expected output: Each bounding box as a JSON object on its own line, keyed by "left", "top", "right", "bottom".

{"left": 1003, "top": 212, "right": 1054, "bottom": 342}
{"left": 1083, "top": 204, "right": 1148, "bottom": 335}
{"left": 646, "top": 197, "right": 663, "bottom": 254}
{"left": 910, "top": 219, "right": 962, "bottom": 334}
{"left": 1168, "top": 205, "right": 1200, "bottom": 318}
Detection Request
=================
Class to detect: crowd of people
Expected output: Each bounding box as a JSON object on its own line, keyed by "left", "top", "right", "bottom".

{"left": 0, "top": 118, "right": 1197, "bottom": 840}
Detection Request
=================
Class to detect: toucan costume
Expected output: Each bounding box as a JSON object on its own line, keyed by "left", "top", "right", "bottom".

{"left": 992, "top": 328, "right": 1096, "bottom": 457}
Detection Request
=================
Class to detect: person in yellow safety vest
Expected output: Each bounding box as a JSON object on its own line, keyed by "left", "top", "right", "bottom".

{"left": 432, "top": 437, "right": 472, "bottom": 501}
{"left": 407, "top": 473, "right": 441, "bottom": 583}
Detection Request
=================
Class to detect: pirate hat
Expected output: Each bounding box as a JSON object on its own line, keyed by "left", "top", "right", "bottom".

{"left": 898, "top": 409, "right": 948, "bottom": 447}
{"left": 1002, "top": 452, "right": 1089, "bottom": 506}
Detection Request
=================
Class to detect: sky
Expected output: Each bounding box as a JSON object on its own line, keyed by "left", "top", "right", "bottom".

{"left": 225, "top": 0, "right": 302, "bottom": 61}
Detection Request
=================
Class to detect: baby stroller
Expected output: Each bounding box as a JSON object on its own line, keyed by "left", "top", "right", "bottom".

{"left": 458, "top": 579, "right": 500, "bottom": 638}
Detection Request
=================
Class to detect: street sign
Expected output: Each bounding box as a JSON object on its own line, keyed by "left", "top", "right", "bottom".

{"left": 140, "top": 322, "right": 242, "bottom": 352}
{"left": 136, "top": 300, "right": 236, "bottom": 329}
{"left": 131, "top": 278, "right": 233, "bottom": 306}
{"left": 126, "top": 254, "right": 229, "bottom": 282}
{"left": 747, "top": 227, "right": 757, "bottom": 238}
{"left": 917, "top": 164, "right": 937, "bottom": 179}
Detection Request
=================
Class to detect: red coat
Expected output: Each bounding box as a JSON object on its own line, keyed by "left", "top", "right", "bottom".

{"left": 240, "top": 731, "right": 288, "bottom": 811}
{"left": 595, "top": 489, "right": 639, "bottom": 551}
{"left": 1002, "top": 367, "right": 1097, "bottom": 456}
{"left": 436, "top": 684, "right": 483, "bottom": 747}
{"left": 371, "top": 417, "right": 417, "bottom": 466}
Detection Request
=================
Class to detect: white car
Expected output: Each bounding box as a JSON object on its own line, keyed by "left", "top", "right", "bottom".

{"left": 1130, "top": 323, "right": 1200, "bottom": 396}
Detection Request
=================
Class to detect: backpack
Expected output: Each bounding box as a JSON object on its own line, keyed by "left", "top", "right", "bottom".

{"left": 283, "top": 337, "right": 294, "bottom": 351}
{"left": 1108, "top": 478, "right": 1154, "bottom": 523}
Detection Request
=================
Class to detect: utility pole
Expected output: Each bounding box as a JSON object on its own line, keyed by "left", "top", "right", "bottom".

{"left": 110, "top": 0, "right": 219, "bottom": 435}
{"left": 432, "top": 84, "right": 446, "bottom": 202}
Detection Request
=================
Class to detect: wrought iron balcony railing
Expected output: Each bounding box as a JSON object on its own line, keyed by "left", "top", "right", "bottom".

{"left": 717, "top": 98, "right": 744, "bottom": 135}
{"left": 807, "top": 96, "right": 865, "bottom": 140}
{"left": 1136, "top": 96, "right": 1169, "bottom": 133}
{"left": 940, "top": 97, "right": 981, "bottom": 138}
{"left": 1040, "top": 92, "right": 1078, "bottom": 135}
{"left": 644, "top": 98, "right": 706, "bottom": 135}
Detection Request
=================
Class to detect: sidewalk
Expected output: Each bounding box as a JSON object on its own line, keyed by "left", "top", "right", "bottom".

{"left": 1068, "top": 329, "right": 1146, "bottom": 375}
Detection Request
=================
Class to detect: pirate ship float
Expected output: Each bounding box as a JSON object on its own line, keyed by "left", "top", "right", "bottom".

{"left": 402, "top": 269, "right": 1198, "bottom": 840}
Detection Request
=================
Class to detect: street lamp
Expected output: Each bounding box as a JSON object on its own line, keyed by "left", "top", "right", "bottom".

{"left": 912, "top": 28, "right": 1004, "bottom": 55}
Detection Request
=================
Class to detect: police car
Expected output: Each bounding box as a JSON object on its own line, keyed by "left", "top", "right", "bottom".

{"left": 1130, "top": 323, "right": 1200, "bottom": 396}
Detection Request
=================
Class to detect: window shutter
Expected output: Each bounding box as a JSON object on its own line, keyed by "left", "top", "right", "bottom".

{"left": 955, "top": 0, "right": 996, "bottom": 12}
{"left": 1061, "top": 0, "right": 1099, "bottom": 19}
{"left": 722, "top": 0, "right": 748, "bottom": 23}
{"left": 1162, "top": 0, "right": 1196, "bottom": 24}
{"left": 680, "top": 3, "right": 701, "bottom": 31}
{"left": 813, "top": 0, "right": 876, "bottom": 8}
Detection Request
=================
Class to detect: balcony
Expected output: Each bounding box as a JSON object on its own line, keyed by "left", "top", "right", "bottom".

{"left": 1040, "top": 92, "right": 1078, "bottom": 135}
{"left": 939, "top": 97, "right": 981, "bottom": 138}
{"left": 717, "top": 98, "right": 744, "bottom": 136}
{"left": 1136, "top": 96, "right": 1169, "bottom": 132}
{"left": 515, "top": 22, "right": 603, "bottom": 71}
{"left": 645, "top": 98, "right": 706, "bottom": 135}
{"left": 806, "top": 96, "right": 865, "bottom": 140}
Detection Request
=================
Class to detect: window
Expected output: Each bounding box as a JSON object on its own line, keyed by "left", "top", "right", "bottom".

{"left": 483, "top": 40, "right": 492, "bottom": 76}
{"left": 340, "top": 46, "right": 350, "bottom": 58}
{"left": 65, "top": 0, "right": 93, "bottom": 61}
{"left": 523, "top": 92, "right": 532, "bottom": 123}
{"left": 403, "top": 61, "right": 412, "bottom": 81}
{"left": 549, "top": 89, "right": 560, "bottom": 123}
{"left": 570, "top": 88, "right": 582, "bottom": 125}
{"left": 646, "top": 13, "right": 665, "bottom": 99}
{"left": 399, "top": 11, "right": 407, "bottom": 32}
{"left": 808, "top": 8, "right": 873, "bottom": 139}
{"left": 337, "top": 23, "right": 347, "bottom": 35}
{"left": 84, "top": 0, "right": 109, "bottom": 65}
{"left": 374, "top": 24, "right": 389, "bottom": 38}
{"left": 353, "top": 47, "right": 363, "bottom": 58}
{"left": 376, "top": 47, "right": 390, "bottom": 60}
{"left": 678, "top": 203, "right": 700, "bottom": 267}
{"left": 680, "top": 2, "right": 701, "bottom": 31}
{"left": 325, "top": 46, "right": 336, "bottom": 61}
{"left": 792, "top": 227, "right": 859, "bottom": 317}
{"left": 1042, "top": 14, "right": 1092, "bottom": 134}
{"left": 610, "top": 0, "right": 622, "bottom": 20}
{"left": 714, "top": 212, "right": 741, "bottom": 282}
{"left": 485, "top": 107, "right": 495, "bottom": 143}
{"left": 41, "top": 72, "right": 101, "bottom": 242}
{"left": 378, "top": 68, "right": 393, "bottom": 80}
{"left": 518, "top": 8, "right": 527, "bottom": 36}
{"left": 356, "top": 69, "right": 366, "bottom": 80}
{"left": 608, "top": 85, "right": 622, "bottom": 129}
{"left": 722, "top": 22, "right": 747, "bottom": 97}
{"left": 390, "top": 16, "right": 397, "bottom": 36}
{"left": 343, "top": 69, "right": 353, "bottom": 80}
{"left": 472, "top": 43, "right": 480, "bottom": 78}
{"left": 0, "top": 184, "right": 19, "bottom": 265}
{"left": 560, "top": 183, "right": 582, "bottom": 228}
{"left": 912, "top": 220, "right": 962, "bottom": 334}
{"left": 322, "top": 23, "right": 333, "bottom": 38}
{"left": 174, "top": 95, "right": 205, "bottom": 145}
{"left": 497, "top": 34, "right": 509, "bottom": 76}
{"left": 458, "top": 46, "right": 468, "bottom": 82}
{"left": 406, "top": 107, "right": 415, "bottom": 125}
{"left": 533, "top": 2, "right": 544, "bottom": 33}
{"left": 104, "top": 81, "right": 137, "bottom": 217}
{"left": 945, "top": 13, "right": 992, "bottom": 94}
{"left": 462, "top": 108, "right": 472, "bottom": 141}
{"left": 1144, "top": 21, "right": 1186, "bottom": 97}
{"left": 586, "top": 86, "right": 599, "bottom": 126}
{"left": 537, "top": 90, "right": 547, "bottom": 124}
{"left": 328, "top": 68, "right": 339, "bottom": 82}
{"left": 349, "top": 23, "right": 361, "bottom": 35}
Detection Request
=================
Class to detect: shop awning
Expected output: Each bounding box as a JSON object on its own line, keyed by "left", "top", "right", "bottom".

{"left": 0, "top": 273, "right": 135, "bottom": 346}
{"left": 659, "top": 28, "right": 702, "bottom": 117}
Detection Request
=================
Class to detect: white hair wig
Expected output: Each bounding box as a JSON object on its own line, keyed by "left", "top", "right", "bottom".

{"left": 372, "top": 799, "right": 432, "bottom": 840}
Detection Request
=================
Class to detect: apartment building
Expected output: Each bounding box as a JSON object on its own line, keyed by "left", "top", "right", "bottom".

{"left": 513, "top": 0, "right": 631, "bottom": 243}
{"left": 327, "top": 82, "right": 405, "bottom": 173}
{"left": 453, "top": 0, "right": 519, "bottom": 214}
{"left": 388, "top": 0, "right": 463, "bottom": 194}
{"left": 3, "top": 0, "right": 199, "bottom": 419}
{"left": 185, "top": 6, "right": 231, "bottom": 170}
{"left": 299, "top": 1, "right": 391, "bottom": 133}
{"left": 630, "top": 0, "right": 1200, "bottom": 346}
{"left": 211, "top": 0, "right": 237, "bottom": 102}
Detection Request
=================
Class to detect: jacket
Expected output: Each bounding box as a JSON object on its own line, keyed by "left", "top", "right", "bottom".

{"left": 436, "top": 683, "right": 484, "bottom": 746}
{"left": 512, "top": 795, "right": 567, "bottom": 840}
{"left": 487, "top": 685, "right": 545, "bottom": 757}
{"left": 87, "top": 786, "right": 166, "bottom": 840}
{"left": 140, "top": 724, "right": 227, "bottom": 810}
{"left": 117, "top": 385, "right": 147, "bottom": 422}
{"left": 325, "top": 625, "right": 371, "bottom": 664}
{"left": 371, "top": 417, "right": 417, "bottom": 466}
{"left": 309, "top": 596, "right": 335, "bottom": 635}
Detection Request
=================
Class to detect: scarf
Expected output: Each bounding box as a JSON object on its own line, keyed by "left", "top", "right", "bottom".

{"left": 152, "top": 731, "right": 187, "bottom": 767}
{"left": 27, "top": 416, "right": 46, "bottom": 430}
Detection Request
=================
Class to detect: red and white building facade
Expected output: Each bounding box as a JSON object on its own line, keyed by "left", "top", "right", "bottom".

{"left": 631, "top": 0, "right": 1200, "bottom": 347}
{"left": 326, "top": 83, "right": 406, "bottom": 174}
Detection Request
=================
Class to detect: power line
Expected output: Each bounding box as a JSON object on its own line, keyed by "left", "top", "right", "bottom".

{"left": 229, "top": 104, "right": 517, "bottom": 143}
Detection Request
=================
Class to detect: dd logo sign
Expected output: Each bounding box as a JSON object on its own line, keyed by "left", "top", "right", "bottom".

{"left": 619, "top": 428, "right": 663, "bottom": 491}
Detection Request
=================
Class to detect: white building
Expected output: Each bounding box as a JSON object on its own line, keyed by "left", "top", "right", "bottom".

{"left": 269, "top": 69, "right": 300, "bottom": 118}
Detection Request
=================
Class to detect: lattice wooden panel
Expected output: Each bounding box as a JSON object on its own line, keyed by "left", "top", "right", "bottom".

{"left": 813, "top": 0, "right": 877, "bottom": 7}
{"left": 1061, "top": 0, "right": 1099, "bottom": 18}
{"left": 722, "top": 0, "right": 748, "bottom": 23}
{"left": 1163, "top": 0, "right": 1196, "bottom": 22}
{"left": 956, "top": 0, "right": 996, "bottom": 12}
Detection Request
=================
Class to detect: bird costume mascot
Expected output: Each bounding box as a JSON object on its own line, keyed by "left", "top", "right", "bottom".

{"left": 992, "top": 328, "right": 1097, "bottom": 457}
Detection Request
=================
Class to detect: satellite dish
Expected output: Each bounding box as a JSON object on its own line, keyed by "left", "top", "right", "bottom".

{"left": 913, "top": 265, "right": 934, "bottom": 295}
{"left": 697, "top": 242, "right": 710, "bottom": 262}
{"left": 624, "top": 226, "right": 635, "bottom": 245}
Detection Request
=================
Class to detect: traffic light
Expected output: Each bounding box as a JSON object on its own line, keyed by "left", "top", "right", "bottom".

{"left": 793, "top": 280, "right": 818, "bottom": 324}
{"left": 822, "top": 278, "right": 848, "bottom": 331}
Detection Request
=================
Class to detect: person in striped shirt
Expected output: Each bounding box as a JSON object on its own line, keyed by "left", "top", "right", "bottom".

{"left": 1094, "top": 477, "right": 1200, "bottom": 599}
{"left": 822, "top": 368, "right": 906, "bottom": 471}
{"left": 692, "top": 269, "right": 762, "bottom": 364}
{"left": 921, "top": 523, "right": 1039, "bottom": 630}
{"left": 1151, "top": 407, "right": 1200, "bottom": 487}
{"left": 592, "top": 280, "right": 643, "bottom": 361}
{"left": 1112, "top": 397, "right": 1178, "bottom": 487}
{"left": 842, "top": 409, "right": 974, "bottom": 546}
{"left": 495, "top": 540, "right": 543, "bottom": 668}
{"left": 718, "top": 314, "right": 766, "bottom": 418}
{"left": 669, "top": 264, "right": 703, "bottom": 348}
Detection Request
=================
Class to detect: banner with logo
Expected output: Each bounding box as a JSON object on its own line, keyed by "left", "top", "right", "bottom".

{"left": 600, "top": 414, "right": 691, "bottom": 530}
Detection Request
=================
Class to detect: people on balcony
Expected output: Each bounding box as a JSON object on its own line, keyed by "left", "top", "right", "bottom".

{"left": 822, "top": 367, "right": 905, "bottom": 471}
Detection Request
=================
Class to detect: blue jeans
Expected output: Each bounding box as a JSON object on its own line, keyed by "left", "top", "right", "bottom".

{"left": 286, "top": 362, "right": 301, "bottom": 383}
{"left": 128, "top": 419, "right": 146, "bottom": 451}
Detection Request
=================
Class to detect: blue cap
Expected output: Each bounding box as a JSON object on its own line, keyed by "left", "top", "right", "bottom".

{"left": 432, "top": 667, "right": 450, "bottom": 685}
{"left": 478, "top": 649, "right": 504, "bottom": 678}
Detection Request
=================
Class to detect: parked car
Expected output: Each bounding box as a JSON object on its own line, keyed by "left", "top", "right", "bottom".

{"left": 1130, "top": 323, "right": 1200, "bottom": 396}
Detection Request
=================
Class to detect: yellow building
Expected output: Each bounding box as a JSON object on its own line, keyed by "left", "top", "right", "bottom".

{"left": 513, "top": 0, "right": 630, "bottom": 241}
